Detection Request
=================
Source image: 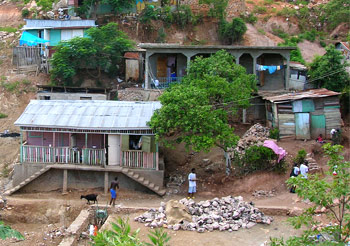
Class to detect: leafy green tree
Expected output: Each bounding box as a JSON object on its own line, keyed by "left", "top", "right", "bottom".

{"left": 308, "top": 45, "right": 350, "bottom": 92}
{"left": 218, "top": 18, "right": 247, "bottom": 44}
{"left": 0, "top": 221, "right": 24, "bottom": 240}
{"left": 271, "top": 144, "right": 350, "bottom": 245}
{"left": 77, "top": 0, "right": 134, "bottom": 16}
{"left": 149, "top": 50, "right": 256, "bottom": 154}
{"left": 321, "top": 0, "right": 350, "bottom": 30}
{"left": 92, "top": 218, "right": 170, "bottom": 246}
{"left": 199, "top": 0, "right": 228, "bottom": 19}
{"left": 50, "top": 23, "right": 133, "bottom": 86}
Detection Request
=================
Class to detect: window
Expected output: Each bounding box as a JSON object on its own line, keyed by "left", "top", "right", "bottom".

{"left": 39, "top": 95, "right": 51, "bottom": 100}
{"left": 80, "top": 97, "right": 92, "bottom": 100}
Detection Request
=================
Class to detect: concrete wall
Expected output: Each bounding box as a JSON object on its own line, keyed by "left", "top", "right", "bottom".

{"left": 37, "top": 92, "right": 107, "bottom": 100}
{"left": 258, "top": 54, "right": 285, "bottom": 91}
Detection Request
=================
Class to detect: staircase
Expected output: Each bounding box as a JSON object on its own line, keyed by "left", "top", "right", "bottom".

{"left": 306, "top": 153, "right": 322, "bottom": 174}
{"left": 4, "top": 166, "right": 51, "bottom": 196}
{"left": 121, "top": 168, "right": 166, "bottom": 196}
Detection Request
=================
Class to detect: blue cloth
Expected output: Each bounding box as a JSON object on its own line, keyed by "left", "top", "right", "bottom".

{"left": 188, "top": 186, "right": 196, "bottom": 194}
{"left": 268, "top": 66, "right": 277, "bottom": 74}
{"left": 19, "top": 31, "right": 49, "bottom": 46}
{"left": 110, "top": 189, "right": 117, "bottom": 199}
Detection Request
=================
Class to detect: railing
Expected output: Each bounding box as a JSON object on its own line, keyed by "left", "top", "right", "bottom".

{"left": 121, "top": 150, "right": 158, "bottom": 170}
{"left": 82, "top": 148, "right": 106, "bottom": 166}
{"left": 21, "top": 145, "right": 105, "bottom": 166}
{"left": 151, "top": 77, "right": 182, "bottom": 89}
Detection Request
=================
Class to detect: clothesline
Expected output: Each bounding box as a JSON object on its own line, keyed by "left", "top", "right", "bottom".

{"left": 256, "top": 64, "right": 285, "bottom": 74}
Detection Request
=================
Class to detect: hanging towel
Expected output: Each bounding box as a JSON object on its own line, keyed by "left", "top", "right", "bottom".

{"left": 277, "top": 65, "right": 280, "bottom": 71}
{"left": 268, "top": 66, "right": 277, "bottom": 74}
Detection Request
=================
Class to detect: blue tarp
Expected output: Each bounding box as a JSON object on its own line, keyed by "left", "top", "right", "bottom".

{"left": 19, "top": 31, "right": 49, "bottom": 46}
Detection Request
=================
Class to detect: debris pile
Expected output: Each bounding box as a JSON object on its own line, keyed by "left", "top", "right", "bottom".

{"left": 134, "top": 196, "right": 273, "bottom": 233}
{"left": 252, "top": 189, "right": 276, "bottom": 198}
{"left": 43, "top": 226, "right": 66, "bottom": 240}
{"left": 229, "top": 123, "right": 270, "bottom": 155}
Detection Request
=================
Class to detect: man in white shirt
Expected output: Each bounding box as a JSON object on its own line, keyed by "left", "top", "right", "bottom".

{"left": 188, "top": 168, "right": 197, "bottom": 199}
{"left": 300, "top": 160, "right": 309, "bottom": 179}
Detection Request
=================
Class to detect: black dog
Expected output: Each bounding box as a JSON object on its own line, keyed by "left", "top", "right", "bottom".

{"left": 80, "top": 194, "right": 98, "bottom": 204}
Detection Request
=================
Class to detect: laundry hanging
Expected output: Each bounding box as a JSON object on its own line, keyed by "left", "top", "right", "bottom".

{"left": 256, "top": 64, "right": 284, "bottom": 74}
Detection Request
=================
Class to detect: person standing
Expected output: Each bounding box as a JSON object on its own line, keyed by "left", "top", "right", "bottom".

{"left": 300, "top": 160, "right": 309, "bottom": 179}
{"left": 289, "top": 163, "right": 299, "bottom": 193}
{"left": 188, "top": 168, "right": 197, "bottom": 199}
{"left": 109, "top": 177, "right": 119, "bottom": 206}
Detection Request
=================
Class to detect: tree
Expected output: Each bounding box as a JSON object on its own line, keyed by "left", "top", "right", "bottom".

{"left": 308, "top": 45, "right": 350, "bottom": 92}
{"left": 0, "top": 221, "right": 24, "bottom": 240}
{"left": 199, "top": 0, "right": 228, "bottom": 19}
{"left": 77, "top": 0, "right": 134, "bottom": 16}
{"left": 219, "top": 18, "right": 247, "bottom": 44}
{"left": 270, "top": 144, "right": 350, "bottom": 245}
{"left": 50, "top": 23, "right": 134, "bottom": 86}
{"left": 149, "top": 50, "right": 256, "bottom": 154}
{"left": 321, "top": 0, "right": 350, "bottom": 30}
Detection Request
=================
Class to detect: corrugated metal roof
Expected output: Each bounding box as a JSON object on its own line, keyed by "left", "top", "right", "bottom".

{"left": 23, "top": 19, "right": 97, "bottom": 29}
{"left": 15, "top": 100, "right": 162, "bottom": 130}
{"left": 263, "top": 88, "right": 340, "bottom": 103}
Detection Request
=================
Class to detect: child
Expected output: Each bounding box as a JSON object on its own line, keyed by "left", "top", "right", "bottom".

{"left": 289, "top": 163, "right": 299, "bottom": 193}
{"left": 188, "top": 168, "right": 197, "bottom": 199}
{"left": 316, "top": 134, "right": 325, "bottom": 143}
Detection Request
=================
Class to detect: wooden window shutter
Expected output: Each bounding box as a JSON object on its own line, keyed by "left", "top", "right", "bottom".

{"left": 121, "top": 135, "right": 129, "bottom": 151}
{"left": 142, "top": 136, "right": 156, "bottom": 153}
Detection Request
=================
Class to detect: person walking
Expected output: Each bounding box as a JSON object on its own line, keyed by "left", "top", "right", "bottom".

{"left": 300, "top": 160, "right": 309, "bottom": 179}
{"left": 188, "top": 168, "right": 197, "bottom": 199}
{"left": 289, "top": 163, "right": 299, "bottom": 193}
{"left": 109, "top": 177, "right": 119, "bottom": 207}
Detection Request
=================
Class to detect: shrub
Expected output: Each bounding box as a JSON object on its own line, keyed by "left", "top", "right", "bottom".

{"left": 139, "top": 5, "right": 159, "bottom": 23}
{"left": 253, "top": 5, "right": 267, "bottom": 14}
{"left": 240, "top": 13, "right": 258, "bottom": 24}
{"left": 272, "top": 28, "right": 289, "bottom": 39}
{"left": 219, "top": 18, "right": 247, "bottom": 44}
{"left": 0, "top": 113, "right": 8, "bottom": 119}
{"left": 172, "top": 5, "right": 193, "bottom": 29}
{"left": 156, "top": 27, "right": 166, "bottom": 43}
{"left": 269, "top": 128, "right": 280, "bottom": 140}
{"left": 293, "top": 149, "right": 307, "bottom": 164}
{"left": 21, "top": 9, "right": 30, "bottom": 18}
{"left": 0, "top": 27, "right": 17, "bottom": 33}
{"left": 232, "top": 146, "right": 277, "bottom": 175}
{"left": 276, "top": 7, "right": 296, "bottom": 17}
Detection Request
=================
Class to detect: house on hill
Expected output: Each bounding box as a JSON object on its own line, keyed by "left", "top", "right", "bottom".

{"left": 7, "top": 100, "right": 165, "bottom": 196}
{"left": 262, "top": 88, "right": 341, "bottom": 140}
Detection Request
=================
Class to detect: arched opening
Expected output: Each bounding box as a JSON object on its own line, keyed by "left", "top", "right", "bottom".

{"left": 256, "top": 53, "right": 286, "bottom": 90}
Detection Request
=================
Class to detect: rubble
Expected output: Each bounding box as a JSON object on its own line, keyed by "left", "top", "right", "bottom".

{"left": 134, "top": 196, "right": 273, "bottom": 233}
{"left": 252, "top": 189, "right": 276, "bottom": 198}
{"left": 229, "top": 123, "right": 270, "bottom": 156}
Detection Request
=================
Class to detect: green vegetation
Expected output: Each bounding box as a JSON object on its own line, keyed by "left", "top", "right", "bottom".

{"left": 21, "top": 9, "right": 30, "bottom": 18}
{"left": 199, "top": 0, "right": 228, "bottom": 19}
{"left": 149, "top": 50, "right": 256, "bottom": 153}
{"left": 0, "top": 27, "right": 17, "bottom": 33}
{"left": 253, "top": 5, "right": 267, "bottom": 14}
{"left": 219, "top": 18, "right": 247, "bottom": 44}
{"left": 321, "top": 0, "right": 350, "bottom": 30}
{"left": 240, "top": 13, "right": 258, "bottom": 25}
{"left": 156, "top": 27, "right": 166, "bottom": 43}
{"left": 269, "top": 128, "right": 280, "bottom": 141}
{"left": 35, "top": 0, "right": 57, "bottom": 12}
{"left": 77, "top": 0, "right": 134, "bottom": 15}
{"left": 232, "top": 146, "right": 279, "bottom": 175}
{"left": 308, "top": 45, "right": 350, "bottom": 92}
{"left": 272, "top": 28, "right": 289, "bottom": 39}
{"left": 278, "top": 38, "right": 305, "bottom": 64}
{"left": 92, "top": 217, "right": 170, "bottom": 246}
{"left": 263, "top": 0, "right": 274, "bottom": 5}
{"left": 0, "top": 79, "right": 33, "bottom": 94}
{"left": 0, "top": 221, "right": 24, "bottom": 240}
{"left": 276, "top": 7, "right": 296, "bottom": 18}
{"left": 50, "top": 23, "right": 133, "bottom": 86}
{"left": 271, "top": 144, "right": 350, "bottom": 245}
{"left": 293, "top": 149, "right": 307, "bottom": 165}
{"left": 0, "top": 113, "right": 8, "bottom": 119}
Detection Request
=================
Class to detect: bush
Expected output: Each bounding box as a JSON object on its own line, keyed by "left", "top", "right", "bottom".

{"left": 172, "top": 5, "right": 193, "bottom": 29}
{"left": 232, "top": 146, "right": 277, "bottom": 175}
{"left": 293, "top": 149, "right": 307, "bottom": 164}
{"left": 0, "top": 113, "right": 8, "bottom": 119}
{"left": 253, "top": 5, "right": 267, "bottom": 14}
{"left": 139, "top": 5, "right": 159, "bottom": 23}
{"left": 21, "top": 9, "right": 30, "bottom": 18}
{"left": 269, "top": 128, "right": 280, "bottom": 140}
{"left": 319, "top": 40, "right": 326, "bottom": 47}
{"left": 0, "top": 27, "right": 17, "bottom": 33}
{"left": 240, "top": 13, "right": 258, "bottom": 24}
{"left": 272, "top": 28, "right": 289, "bottom": 39}
{"left": 219, "top": 18, "right": 247, "bottom": 44}
{"left": 276, "top": 7, "right": 296, "bottom": 17}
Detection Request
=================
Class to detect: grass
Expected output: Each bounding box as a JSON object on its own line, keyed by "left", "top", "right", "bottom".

{"left": 258, "top": 28, "right": 266, "bottom": 35}
{"left": 1, "top": 163, "right": 10, "bottom": 178}
{"left": 263, "top": 0, "right": 274, "bottom": 5}
{"left": 1, "top": 79, "right": 34, "bottom": 94}
{"left": 0, "top": 27, "right": 17, "bottom": 33}
{"left": 253, "top": 6, "right": 268, "bottom": 14}
{"left": 0, "top": 113, "right": 8, "bottom": 119}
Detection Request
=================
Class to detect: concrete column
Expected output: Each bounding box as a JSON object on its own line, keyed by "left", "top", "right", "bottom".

{"left": 144, "top": 52, "right": 153, "bottom": 90}
{"left": 243, "top": 109, "right": 247, "bottom": 124}
{"left": 20, "top": 130, "right": 23, "bottom": 163}
{"left": 285, "top": 57, "right": 290, "bottom": 90}
{"left": 104, "top": 171, "right": 108, "bottom": 194}
{"left": 253, "top": 55, "right": 257, "bottom": 76}
{"left": 186, "top": 55, "right": 191, "bottom": 68}
{"left": 63, "top": 169, "right": 68, "bottom": 194}
{"left": 108, "top": 134, "right": 121, "bottom": 166}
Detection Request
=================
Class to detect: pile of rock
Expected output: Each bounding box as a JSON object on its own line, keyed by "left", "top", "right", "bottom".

{"left": 134, "top": 196, "right": 273, "bottom": 233}
{"left": 43, "top": 226, "right": 66, "bottom": 240}
{"left": 252, "top": 189, "right": 276, "bottom": 198}
{"left": 0, "top": 31, "right": 15, "bottom": 42}
{"left": 229, "top": 123, "right": 270, "bottom": 155}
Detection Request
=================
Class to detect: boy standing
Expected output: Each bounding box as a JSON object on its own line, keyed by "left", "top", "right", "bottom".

{"left": 109, "top": 177, "right": 119, "bottom": 206}
{"left": 300, "top": 160, "right": 309, "bottom": 179}
{"left": 188, "top": 168, "right": 197, "bottom": 199}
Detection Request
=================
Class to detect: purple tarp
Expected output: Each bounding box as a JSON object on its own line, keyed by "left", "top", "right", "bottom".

{"left": 263, "top": 140, "right": 287, "bottom": 163}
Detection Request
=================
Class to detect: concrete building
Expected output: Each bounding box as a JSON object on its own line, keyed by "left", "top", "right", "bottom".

{"left": 139, "top": 43, "right": 296, "bottom": 91}
{"left": 262, "top": 88, "right": 341, "bottom": 139}
{"left": 8, "top": 100, "right": 165, "bottom": 196}
{"left": 36, "top": 85, "right": 111, "bottom": 100}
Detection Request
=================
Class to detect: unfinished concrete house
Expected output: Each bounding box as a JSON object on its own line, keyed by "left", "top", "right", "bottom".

{"left": 6, "top": 100, "right": 165, "bottom": 196}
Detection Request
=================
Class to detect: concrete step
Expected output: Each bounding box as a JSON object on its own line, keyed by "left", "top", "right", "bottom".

{"left": 137, "top": 177, "right": 144, "bottom": 182}
{"left": 149, "top": 183, "right": 155, "bottom": 188}
{"left": 154, "top": 185, "right": 159, "bottom": 191}
{"left": 158, "top": 189, "right": 166, "bottom": 196}
{"left": 143, "top": 180, "right": 150, "bottom": 185}
{"left": 128, "top": 171, "right": 134, "bottom": 176}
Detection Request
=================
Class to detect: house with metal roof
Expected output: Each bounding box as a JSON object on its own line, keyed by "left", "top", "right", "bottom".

{"left": 7, "top": 100, "right": 166, "bottom": 196}
{"left": 262, "top": 88, "right": 341, "bottom": 140}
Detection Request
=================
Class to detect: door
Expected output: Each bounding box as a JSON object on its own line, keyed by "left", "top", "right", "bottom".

{"left": 311, "top": 115, "right": 326, "bottom": 139}
{"left": 295, "top": 113, "right": 310, "bottom": 139}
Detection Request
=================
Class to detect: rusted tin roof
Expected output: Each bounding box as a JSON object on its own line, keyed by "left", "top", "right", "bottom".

{"left": 263, "top": 88, "right": 340, "bottom": 103}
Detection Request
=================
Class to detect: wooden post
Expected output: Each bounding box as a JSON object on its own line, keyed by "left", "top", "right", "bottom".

{"left": 62, "top": 169, "right": 68, "bottom": 194}
{"left": 20, "top": 129, "right": 23, "bottom": 163}
{"left": 104, "top": 171, "right": 108, "bottom": 195}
